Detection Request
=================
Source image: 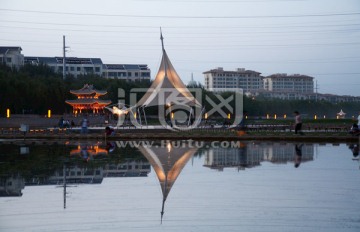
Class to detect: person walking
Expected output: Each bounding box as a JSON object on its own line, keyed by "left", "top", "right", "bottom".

{"left": 294, "top": 111, "right": 304, "bottom": 135}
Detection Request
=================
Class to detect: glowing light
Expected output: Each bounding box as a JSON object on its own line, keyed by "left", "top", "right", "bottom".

{"left": 284, "top": 114, "right": 287, "bottom": 119}
{"left": 227, "top": 113, "right": 231, "bottom": 119}
{"left": 134, "top": 112, "right": 137, "bottom": 119}
{"left": 314, "top": 115, "right": 317, "bottom": 120}
{"left": 323, "top": 115, "right": 326, "bottom": 119}
{"left": 167, "top": 142, "right": 172, "bottom": 153}
{"left": 171, "top": 112, "right": 174, "bottom": 119}
{"left": 205, "top": 113, "right": 208, "bottom": 120}
{"left": 274, "top": 114, "right": 277, "bottom": 119}
{"left": 6, "top": 109, "right": 10, "bottom": 118}
{"left": 48, "top": 110, "right": 51, "bottom": 118}
{"left": 266, "top": 114, "right": 269, "bottom": 119}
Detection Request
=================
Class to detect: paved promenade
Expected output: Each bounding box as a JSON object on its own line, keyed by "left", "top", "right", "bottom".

{"left": 0, "top": 115, "right": 358, "bottom": 142}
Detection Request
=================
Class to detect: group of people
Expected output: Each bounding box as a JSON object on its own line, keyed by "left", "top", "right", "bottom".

{"left": 58, "top": 117, "right": 75, "bottom": 129}
{"left": 293, "top": 110, "right": 360, "bottom": 136}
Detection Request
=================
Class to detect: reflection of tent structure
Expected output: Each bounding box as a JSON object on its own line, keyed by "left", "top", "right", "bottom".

{"left": 134, "top": 31, "right": 203, "bottom": 128}
{"left": 138, "top": 142, "right": 197, "bottom": 223}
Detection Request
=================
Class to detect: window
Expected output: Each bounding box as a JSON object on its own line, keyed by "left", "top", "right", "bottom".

{"left": 128, "top": 72, "right": 132, "bottom": 77}
{"left": 6, "top": 57, "right": 12, "bottom": 63}
{"left": 70, "top": 67, "right": 75, "bottom": 71}
{"left": 77, "top": 67, "right": 81, "bottom": 71}
{"left": 95, "top": 67, "right": 100, "bottom": 72}
{"left": 84, "top": 67, "right": 94, "bottom": 73}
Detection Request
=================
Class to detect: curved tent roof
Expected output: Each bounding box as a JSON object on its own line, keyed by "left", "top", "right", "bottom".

{"left": 136, "top": 34, "right": 201, "bottom": 108}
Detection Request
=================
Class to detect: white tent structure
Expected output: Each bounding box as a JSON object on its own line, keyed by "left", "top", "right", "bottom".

{"left": 135, "top": 31, "right": 203, "bottom": 129}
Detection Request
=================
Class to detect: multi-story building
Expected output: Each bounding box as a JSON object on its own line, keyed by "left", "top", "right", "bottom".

{"left": 0, "top": 46, "right": 24, "bottom": 69}
{"left": 203, "top": 67, "right": 262, "bottom": 92}
{"left": 24, "top": 56, "right": 104, "bottom": 77}
{"left": 24, "top": 56, "right": 151, "bottom": 81}
{"left": 103, "top": 64, "right": 151, "bottom": 81}
{"left": 263, "top": 73, "right": 314, "bottom": 93}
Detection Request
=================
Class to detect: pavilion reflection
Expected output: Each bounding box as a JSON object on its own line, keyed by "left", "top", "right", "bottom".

{"left": 203, "top": 142, "right": 314, "bottom": 171}
{"left": 69, "top": 142, "right": 109, "bottom": 161}
{"left": 137, "top": 141, "right": 198, "bottom": 223}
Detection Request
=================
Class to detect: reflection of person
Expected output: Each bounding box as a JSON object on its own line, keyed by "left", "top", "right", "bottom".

{"left": 294, "top": 144, "right": 303, "bottom": 168}
{"left": 106, "top": 142, "right": 116, "bottom": 153}
{"left": 105, "top": 126, "right": 115, "bottom": 136}
{"left": 294, "top": 111, "right": 304, "bottom": 135}
{"left": 349, "top": 144, "right": 359, "bottom": 158}
{"left": 81, "top": 144, "right": 89, "bottom": 160}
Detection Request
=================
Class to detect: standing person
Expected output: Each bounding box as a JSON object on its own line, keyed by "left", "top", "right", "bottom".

{"left": 294, "top": 111, "right": 304, "bottom": 135}
{"left": 81, "top": 116, "right": 89, "bottom": 134}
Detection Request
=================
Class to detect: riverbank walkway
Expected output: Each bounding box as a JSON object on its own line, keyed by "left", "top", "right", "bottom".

{"left": 0, "top": 115, "right": 358, "bottom": 142}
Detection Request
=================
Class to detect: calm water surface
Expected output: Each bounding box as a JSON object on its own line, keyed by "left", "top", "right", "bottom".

{"left": 0, "top": 140, "right": 359, "bottom": 232}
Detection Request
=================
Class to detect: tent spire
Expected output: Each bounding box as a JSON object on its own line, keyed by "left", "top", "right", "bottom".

{"left": 160, "top": 27, "right": 165, "bottom": 52}
{"left": 161, "top": 198, "right": 165, "bottom": 224}
{"left": 160, "top": 27, "right": 168, "bottom": 80}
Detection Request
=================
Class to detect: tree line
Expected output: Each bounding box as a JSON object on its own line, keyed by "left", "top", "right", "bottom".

{"left": 0, "top": 64, "right": 359, "bottom": 118}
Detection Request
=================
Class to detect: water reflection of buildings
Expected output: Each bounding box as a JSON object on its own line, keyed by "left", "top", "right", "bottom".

{"left": 26, "top": 160, "right": 152, "bottom": 186}
{"left": 0, "top": 174, "right": 25, "bottom": 197}
{"left": 204, "top": 143, "right": 314, "bottom": 171}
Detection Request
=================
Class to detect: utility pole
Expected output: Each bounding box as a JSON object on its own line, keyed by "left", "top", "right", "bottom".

{"left": 315, "top": 80, "right": 319, "bottom": 102}
{"left": 62, "top": 35, "right": 69, "bottom": 79}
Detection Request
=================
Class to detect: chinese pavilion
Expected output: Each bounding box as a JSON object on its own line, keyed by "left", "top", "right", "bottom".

{"left": 66, "top": 84, "right": 111, "bottom": 114}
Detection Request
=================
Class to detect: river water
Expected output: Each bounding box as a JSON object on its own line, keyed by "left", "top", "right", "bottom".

{"left": 0, "top": 140, "right": 359, "bottom": 232}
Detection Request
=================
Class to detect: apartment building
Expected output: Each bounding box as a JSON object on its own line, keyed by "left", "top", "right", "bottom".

{"left": 263, "top": 73, "right": 314, "bottom": 93}
{"left": 103, "top": 64, "right": 151, "bottom": 81}
{"left": 24, "top": 56, "right": 104, "bottom": 77}
{"left": 203, "top": 67, "right": 262, "bottom": 92}
{"left": 24, "top": 56, "right": 151, "bottom": 81}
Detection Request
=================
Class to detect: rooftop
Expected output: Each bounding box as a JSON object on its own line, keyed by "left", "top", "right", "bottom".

{"left": 0, "top": 46, "right": 22, "bottom": 54}
{"left": 203, "top": 67, "right": 261, "bottom": 75}
{"left": 69, "top": 84, "right": 108, "bottom": 95}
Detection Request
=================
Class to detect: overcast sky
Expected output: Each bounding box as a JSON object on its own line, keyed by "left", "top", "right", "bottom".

{"left": 1, "top": 0, "right": 359, "bottom": 96}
